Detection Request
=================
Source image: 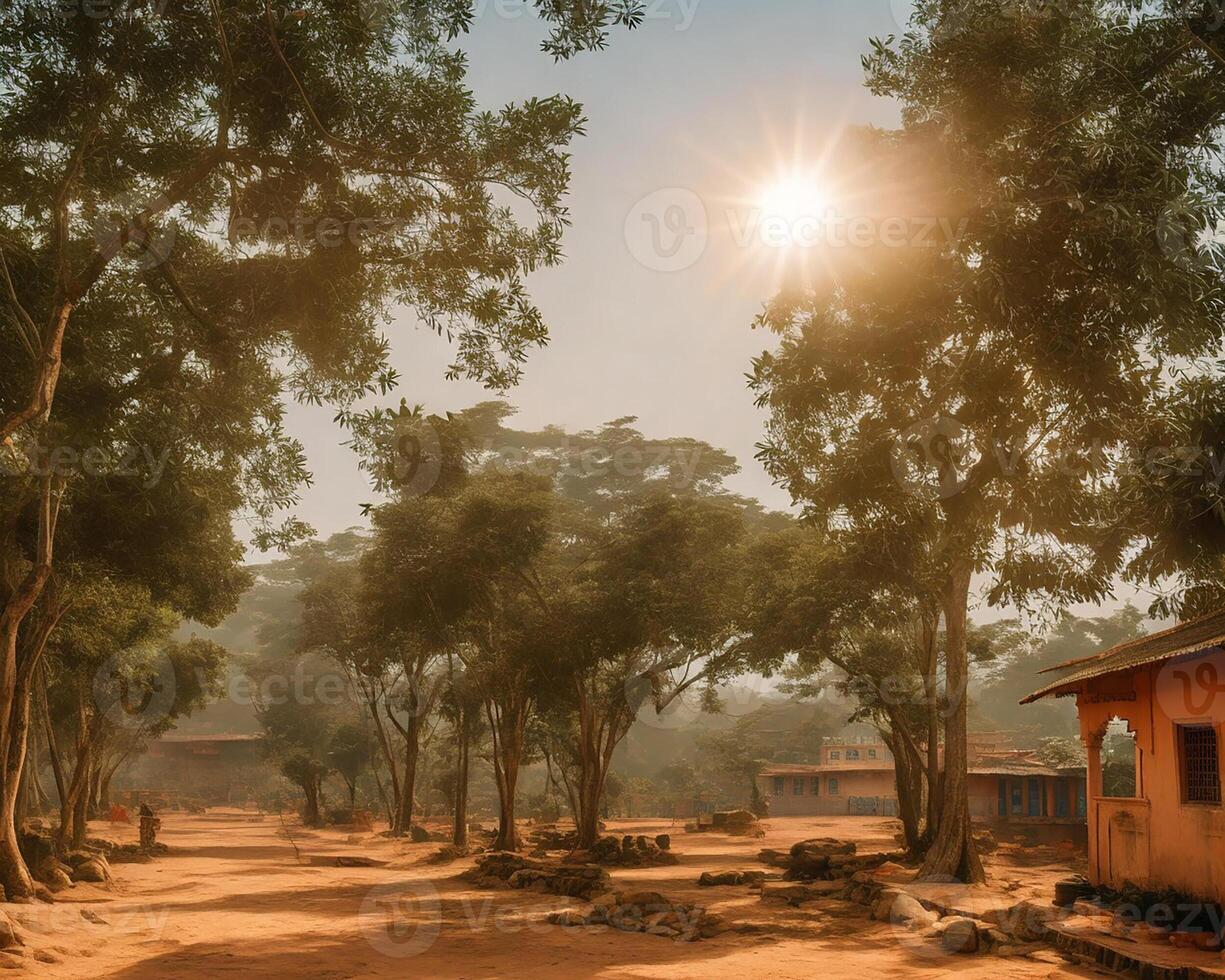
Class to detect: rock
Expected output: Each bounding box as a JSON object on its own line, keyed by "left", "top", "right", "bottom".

{"left": 32, "top": 949, "right": 60, "bottom": 964}
{"left": 761, "top": 880, "right": 845, "bottom": 905}
{"left": 409, "top": 825, "right": 431, "bottom": 843}
{"left": 617, "top": 890, "right": 669, "bottom": 911}
{"left": 940, "top": 917, "right": 980, "bottom": 954}
{"left": 655, "top": 834, "right": 671, "bottom": 851}
{"left": 69, "top": 859, "right": 108, "bottom": 883}
{"left": 648, "top": 925, "right": 679, "bottom": 937}
{"left": 887, "top": 893, "right": 939, "bottom": 930}
{"left": 42, "top": 868, "right": 72, "bottom": 893}
{"left": 0, "top": 915, "right": 20, "bottom": 951}
{"left": 547, "top": 909, "right": 588, "bottom": 927}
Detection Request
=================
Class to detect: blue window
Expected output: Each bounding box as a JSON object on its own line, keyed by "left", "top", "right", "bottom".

{"left": 1076, "top": 781, "right": 1087, "bottom": 819}
{"left": 1028, "top": 778, "right": 1042, "bottom": 816}
{"left": 867, "top": 749, "right": 877, "bottom": 759}
{"left": 1054, "top": 781, "right": 1070, "bottom": 818}
{"left": 1010, "top": 780, "right": 1023, "bottom": 815}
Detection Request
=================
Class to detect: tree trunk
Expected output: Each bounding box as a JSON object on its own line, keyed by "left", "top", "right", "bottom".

{"left": 301, "top": 776, "right": 322, "bottom": 826}
{"left": 391, "top": 713, "right": 421, "bottom": 837}
{"left": 921, "top": 610, "right": 942, "bottom": 847}
{"left": 452, "top": 707, "right": 470, "bottom": 848}
{"left": 919, "top": 561, "right": 984, "bottom": 883}
{"left": 487, "top": 695, "right": 529, "bottom": 852}
{"left": 882, "top": 721, "right": 924, "bottom": 856}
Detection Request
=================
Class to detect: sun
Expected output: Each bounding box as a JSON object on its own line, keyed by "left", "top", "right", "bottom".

{"left": 759, "top": 176, "right": 830, "bottom": 226}
{"left": 756, "top": 175, "right": 832, "bottom": 249}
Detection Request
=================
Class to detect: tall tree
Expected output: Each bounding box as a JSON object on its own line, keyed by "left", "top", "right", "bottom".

{"left": 0, "top": 0, "right": 629, "bottom": 896}
{"left": 752, "top": 0, "right": 1225, "bottom": 881}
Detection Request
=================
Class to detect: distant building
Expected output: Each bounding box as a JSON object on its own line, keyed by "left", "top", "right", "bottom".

{"left": 1024, "top": 609, "right": 1225, "bottom": 901}
{"left": 757, "top": 737, "right": 899, "bottom": 817}
{"left": 756, "top": 733, "right": 1087, "bottom": 840}
{"left": 120, "top": 733, "right": 264, "bottom": 804}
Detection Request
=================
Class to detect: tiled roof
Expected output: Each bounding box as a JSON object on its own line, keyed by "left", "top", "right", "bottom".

{"left": 1022, "top": 608, "right": 1225, "bottom": 704}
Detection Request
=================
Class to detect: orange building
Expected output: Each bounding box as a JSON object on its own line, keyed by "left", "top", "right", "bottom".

{"left": 757, "top": 738, "right": 899, "bottom": 816}
{"left": 1024, "top": 610, "right": 1225, "bottom": 902}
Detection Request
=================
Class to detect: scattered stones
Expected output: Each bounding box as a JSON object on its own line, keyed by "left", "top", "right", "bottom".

{"left": 464, "top": 852, "right": 611, "bottom": 900}
{"left": 698, "top": 870, "right": 767, "bottom": 888}
{"left": 549, "top": 890, "right": 727, "bottom": 941}
{"left": 761, "top": 881, "right": 846, "bottom": 906}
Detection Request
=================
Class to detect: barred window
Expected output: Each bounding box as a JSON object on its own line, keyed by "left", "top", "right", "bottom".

{"left": 772, "top": 776, "right": 785, "bottom": 796}
{"left": 1180, "top": 725, "right": 1221, "bottom": 805}
{"left": 811, "top": 777, "right": 820, "bottom": 795}
{"left": 793, "top": 778, "right": 804, "bottom": 795}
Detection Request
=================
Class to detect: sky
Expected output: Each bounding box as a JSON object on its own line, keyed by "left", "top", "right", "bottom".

{"left": 259, "top": 0, "right": 913, "bottom": 557}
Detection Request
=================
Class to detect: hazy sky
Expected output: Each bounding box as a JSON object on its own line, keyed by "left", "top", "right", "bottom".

{"left": 258, "top": 0, "right": 913, "bottom": 558}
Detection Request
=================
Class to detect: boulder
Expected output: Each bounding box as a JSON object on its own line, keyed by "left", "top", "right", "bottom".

{"left": 0, "top": 914, "right": 20, "bottom": 950}
{"left": 940, "top": 917, "right": 980, "bottom": 954}
{"left": 409, "top": 825, "right": 431, "bottom": 843}
{"left": 42, "top": 867, "right": 72, "bottom": 893}
{"left": 887, "top": 893, "right": 939, "bottom": 930}
{"left": 70, "top": 859, "right": 109, "bottom": 884}
{"left": 655, "top": 834, "right": 671, "bottom": 851}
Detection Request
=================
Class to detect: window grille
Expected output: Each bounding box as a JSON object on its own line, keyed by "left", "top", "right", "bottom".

{"left": 1181, "top": 725, "right": 1221, "bottom": 805}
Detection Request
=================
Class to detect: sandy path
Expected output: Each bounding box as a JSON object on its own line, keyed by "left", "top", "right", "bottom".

{"left": 6, "top": 812, "right": 1094, "bottom": 979}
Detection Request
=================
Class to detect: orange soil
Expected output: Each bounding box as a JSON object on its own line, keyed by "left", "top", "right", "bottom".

{"left": 5, "top": 811, "right": 1095, "bottom": 978}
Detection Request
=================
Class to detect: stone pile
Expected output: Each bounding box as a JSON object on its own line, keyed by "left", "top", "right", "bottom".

{"left": 712, "top": 810, "right": 765, "bottom": 838}
{"left": 850, "top": 874, "right": 1062, "bottom": 958}
{"left": 578, "top": 834, "right": 677, "bottom": 868}
{"left": 758, "top": 838, "right": 907, "bottom": 882}
{"left": 463, "top": 851, "right": 611, "bottom": 900}
{"left": 698, "top": 869, "right": 768, "bottom": 887}
{"left": 547, "top": 889, "right": 728, "bottom": 941}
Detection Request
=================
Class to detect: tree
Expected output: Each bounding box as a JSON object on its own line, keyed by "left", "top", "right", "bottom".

{"left": 253, "top": 650, "right": 340, "bottom": 827}
{"left": 0, "top": 0, "right": 631, "bottom": 897}
{"left": 364, "top": 469, "right": 556, "bottom": 850}
{"left": 752, "top": 0, "right": 1225, "bottom": 881}
{"left": 328, "top": 723, "right": 373, "bottom": 813}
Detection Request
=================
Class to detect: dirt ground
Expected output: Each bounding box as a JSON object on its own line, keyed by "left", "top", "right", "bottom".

{"left": 4, "top": 811, "right": 1100, "bottom": 979}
